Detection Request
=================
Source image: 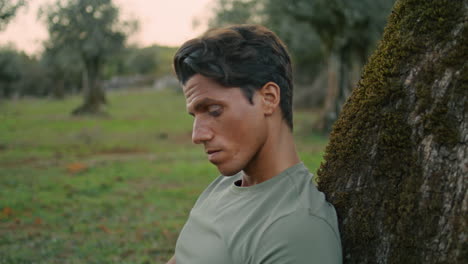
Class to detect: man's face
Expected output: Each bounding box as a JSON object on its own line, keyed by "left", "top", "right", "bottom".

{"left": 183, "top": 74, "right": 268, "bottom": 176}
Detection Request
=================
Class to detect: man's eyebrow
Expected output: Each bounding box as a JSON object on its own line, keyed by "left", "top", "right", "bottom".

{"left": 188, "top": 97, "right": 222, "bottom": 114}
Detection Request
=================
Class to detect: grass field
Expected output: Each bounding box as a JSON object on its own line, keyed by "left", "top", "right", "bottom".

{"left": 0, "top": 88, "right": 328, "bottom": 263}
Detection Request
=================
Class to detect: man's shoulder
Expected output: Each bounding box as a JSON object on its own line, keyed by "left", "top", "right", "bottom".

{"left": 252, "top": 210, "right": 342, "bottom": 264}
{"left": 266, "top": 208, "right": 341, "bottom": 243}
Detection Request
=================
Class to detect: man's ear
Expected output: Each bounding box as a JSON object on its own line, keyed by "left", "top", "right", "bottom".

{"left": 259, "top": 82, "right": 280, "bottom": 115}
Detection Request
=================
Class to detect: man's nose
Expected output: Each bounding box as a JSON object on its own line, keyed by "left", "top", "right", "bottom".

{"left": 192, "top": 119, "right": 214, "bottom": 144}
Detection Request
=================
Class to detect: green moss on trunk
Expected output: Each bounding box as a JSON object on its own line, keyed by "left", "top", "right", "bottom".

{"left": 317, "top": 0, "right": 466, "bottom": 263}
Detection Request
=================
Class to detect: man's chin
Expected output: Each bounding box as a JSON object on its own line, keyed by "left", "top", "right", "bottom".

{"left": 215, "top": 163, "right": 242, "bottom": 177}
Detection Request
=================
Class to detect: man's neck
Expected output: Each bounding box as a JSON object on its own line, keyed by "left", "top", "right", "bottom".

{"left": 240, "top": 123, "right": 300, "bottom": 187}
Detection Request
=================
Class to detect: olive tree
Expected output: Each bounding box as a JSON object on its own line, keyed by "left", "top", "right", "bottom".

{"left": 40, "top": 0, "right": 136, "bottom": 114}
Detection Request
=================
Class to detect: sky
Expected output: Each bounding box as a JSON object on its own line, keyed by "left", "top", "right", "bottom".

{"left": 0, "top": 0, "right": 215, "bottom": 55}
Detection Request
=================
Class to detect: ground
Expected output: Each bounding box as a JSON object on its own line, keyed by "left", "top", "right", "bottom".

{"left": 0, "top": 88, "right": 327, "bottom": 263}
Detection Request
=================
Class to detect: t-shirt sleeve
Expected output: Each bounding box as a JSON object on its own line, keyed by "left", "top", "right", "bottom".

{"left": 252, "top": 210, "right": 342, "bottom": 264}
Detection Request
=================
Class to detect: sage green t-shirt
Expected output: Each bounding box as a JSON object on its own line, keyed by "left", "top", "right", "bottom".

{"left": 175, "top": 162, "right": 342, "bottom": 264}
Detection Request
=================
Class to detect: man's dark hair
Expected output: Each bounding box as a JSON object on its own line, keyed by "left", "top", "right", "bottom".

{"left": 173, "top": 24, "right": 294, "bottom": 129}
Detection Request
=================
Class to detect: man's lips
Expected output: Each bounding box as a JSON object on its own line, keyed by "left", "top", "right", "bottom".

{"left": 205, "top": 149, "right": 221, "bottom": 155}
{"left": 206, "top": 149, "right": 222, "bottom": 162}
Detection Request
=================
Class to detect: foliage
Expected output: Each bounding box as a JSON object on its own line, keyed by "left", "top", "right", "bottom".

{"left": 152, "top": 46, "right": 179, "bottom": 78}
{"left": 41, "top": 42, "right": 84, "bottom": 98}
{"left": 40, "top": 0, "right": 134, "bottom": 67}
{"left": 0, "top": 0, "right": 26, "bottom": 30}
{"left": 209, "top": 0, "right": 261, "bottom": 27}
{"left": 0, "top": 46, "right": 52, "bottom": 98}
{"left": 103, "top": 45, "right": 159, "bottom": 78}
{"left": 127, "top": 46, "right": 158, "bottom": 75}
{"left": 209, "top": 0, "right": 393, "bottom": 70}
{"left": 0, "top": 89, "right": 327, "bottom": 263}
{"left": 280, "top": 0, "right": 394, "bottom": 57}
{"left": 0, "top": 46, "right": 22, "bottom": 97}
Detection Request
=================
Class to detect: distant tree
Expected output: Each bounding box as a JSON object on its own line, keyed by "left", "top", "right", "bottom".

{"left": 0, "top": 46, "right": 22, "bottom": 98}
{"left": 0, "top": 0, "right": 27, "bottom": 98}
{"left": 40, "top": 0, "right": 137, "bottom": 115}
{"left": 106, "top": 46, "right": 158, "bottom": 76}
{"left": 14, "top": 54, "right": 52, "bottom": 97}
{"left": 0, "top": 46, "right": 52, "bottom": 98}
{"left": 279, "top": 0, "right": 395, "bottom": 132}
{"left": 0, "top": 0, "right": 26, "bottom": 30}
{"left": 209, "top": 0, "right": 259, "bottom": 27}
{"left": 151, "top": 45, "right": 178, "bottom": 78}
{"left": 127, "top": 47, "right": 158, "bottom": 75}
{"left": 41, "top": 43, "right": 83, "bottom": 99}
{"left": 318, "top": 0, "right": 467, "bottom": 262}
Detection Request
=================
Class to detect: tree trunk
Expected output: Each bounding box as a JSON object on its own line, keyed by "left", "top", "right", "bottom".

{"left": 317, "top": 0, "right": 467, "bottom": 263}
{"left": 315, "top": 51, "right": 340, "bottom": 132}
{"left": 315, "top": 45, "right": 358, "bottom": 133}
{"left": 72, "top": 59, "right": 106, "bottom": 115}
{"left": 52, "top": 79, "right": 65, "bottom": 99}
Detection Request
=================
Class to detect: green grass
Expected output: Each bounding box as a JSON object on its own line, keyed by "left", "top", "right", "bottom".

{"left": 0, "top": 89, "right": 327, "bottom": 263}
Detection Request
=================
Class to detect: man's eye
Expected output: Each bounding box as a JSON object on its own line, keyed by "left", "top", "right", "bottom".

{"left": 207, "top": 105, "right": 222, "bottom": 117}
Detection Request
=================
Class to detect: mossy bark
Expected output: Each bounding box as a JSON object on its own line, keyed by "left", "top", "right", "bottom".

{"left": 317, "top": 0, "right": 467, "bottom": 263}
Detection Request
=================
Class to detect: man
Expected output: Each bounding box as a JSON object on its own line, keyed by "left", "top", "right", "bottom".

{"left": 167, "top": 24, "right": 342, "bottom": 264}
